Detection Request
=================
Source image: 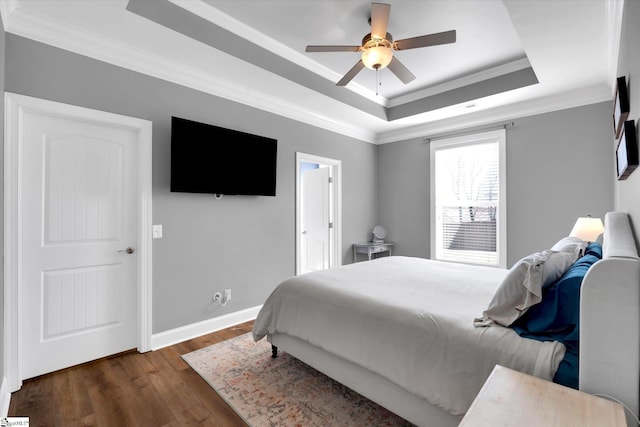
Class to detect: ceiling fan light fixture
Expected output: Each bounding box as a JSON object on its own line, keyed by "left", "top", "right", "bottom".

{"left": 304, "top": 3, "right": 456, "bottom": 87}
{"left": 361, "top": 43, "right": 393, "bottom": 70}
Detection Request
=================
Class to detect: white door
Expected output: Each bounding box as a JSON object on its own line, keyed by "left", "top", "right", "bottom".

{"left": 301, "top": 167, "right": 331, "bottom": 273}
{"left": 295, "top": 153, "right": 342, "bottom": 275}
{"left": 19, "top": 104, "right": 139, "bottom": 379}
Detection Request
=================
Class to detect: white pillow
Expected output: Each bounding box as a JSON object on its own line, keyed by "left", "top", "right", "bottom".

{"left": 551, "top": 236, "right": 587, "bottom": 260}
{"left": 474, "top": 250, "right": 576, "bottom": 327}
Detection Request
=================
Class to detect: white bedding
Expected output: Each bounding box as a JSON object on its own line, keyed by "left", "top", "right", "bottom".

{"left": 253, "top": 256, "right": 566, "bottom": 416}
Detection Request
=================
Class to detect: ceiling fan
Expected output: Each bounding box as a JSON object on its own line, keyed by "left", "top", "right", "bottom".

{"left": 305, "top": 2, "right": 456, "bottom": 87}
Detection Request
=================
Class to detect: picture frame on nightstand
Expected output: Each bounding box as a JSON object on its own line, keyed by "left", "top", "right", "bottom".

{"left": 613, "top": 76, "right": 630, "bottom": 139}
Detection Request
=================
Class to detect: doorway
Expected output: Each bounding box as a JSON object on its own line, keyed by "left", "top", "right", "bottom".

{"left": 4, "top": 93, "right": 153, "bottom": 391}
{"left": 296, "top": 153, "right": 342, "bottom": 275}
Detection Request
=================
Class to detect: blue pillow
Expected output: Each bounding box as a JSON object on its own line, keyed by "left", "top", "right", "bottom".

{"left": 512, "top": 253, "right": 600, "bottom": 388}
{"left": 584, "top": 241, "right": 602, "bottom": 259}
{"left": 514, "top": 254, "right": 599, "bottom": 345}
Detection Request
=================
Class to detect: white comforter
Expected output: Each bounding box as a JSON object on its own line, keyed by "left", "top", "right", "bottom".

{"left": 253, "top": 256, "right": 565, "bottom": 416}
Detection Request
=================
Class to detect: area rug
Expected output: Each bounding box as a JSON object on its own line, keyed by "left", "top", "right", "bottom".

{"left": 182, "top": 333, "right": 413, "bottom": 426}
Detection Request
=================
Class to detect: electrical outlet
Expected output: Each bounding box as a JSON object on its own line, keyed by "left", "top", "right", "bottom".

{"left": 223, "top": 289, "right": 231, "bottom": 303}
{"left": 213, "top": 292, "right": 222, "bottom": 303}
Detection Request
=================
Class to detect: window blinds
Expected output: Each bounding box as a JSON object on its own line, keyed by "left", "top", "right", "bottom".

{"left": 433, "top": 140, "right": 500, "bottom": 265}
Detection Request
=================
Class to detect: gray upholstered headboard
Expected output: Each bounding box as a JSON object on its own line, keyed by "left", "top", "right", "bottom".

{"left": 580, "top": 211, "right": 640, "bottom": 426}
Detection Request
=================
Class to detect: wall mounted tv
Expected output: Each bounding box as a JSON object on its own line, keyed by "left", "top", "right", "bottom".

{"left": 170, "top": 116, "right": 277, "bottom": 196}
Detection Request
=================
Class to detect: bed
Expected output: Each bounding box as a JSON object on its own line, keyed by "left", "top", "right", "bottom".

{"left": 253, "top": 211, "right": 640, "bottom": 426}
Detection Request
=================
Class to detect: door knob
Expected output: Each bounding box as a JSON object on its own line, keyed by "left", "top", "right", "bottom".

{"left": 118, "top": 247, "right": 135, "bottom": 254}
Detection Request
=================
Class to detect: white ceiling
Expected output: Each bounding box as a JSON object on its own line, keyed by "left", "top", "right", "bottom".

{"left": 205, "top": 0, "right": 527, "bottom": 101}
{"left": 0, "top": 0, "right": 623, "bottom": 143}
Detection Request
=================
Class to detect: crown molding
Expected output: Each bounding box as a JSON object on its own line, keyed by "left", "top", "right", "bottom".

{"left": 0, "top": 0, "right": 20, "bottom": 29}
{"left": 606, "top": 0, "right": 625, "bottom": 90}
{"left": 3, "top": 5, "right": 378, "bottom": 143}
{"left": 376, "top": 84, "right": 611, "bottom": 144}
{"left": 387, "top": 57, "right": 532, "bottom": 108}
{"left": 168, "top": 0, "right": 387, "bottom": 106}
{"left": 2, "top": 1, "right": 615, "bottom": 146}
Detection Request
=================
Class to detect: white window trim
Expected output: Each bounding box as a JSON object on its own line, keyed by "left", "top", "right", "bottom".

{"left": 429, "top": 129, "right": 507, "bottom": 268}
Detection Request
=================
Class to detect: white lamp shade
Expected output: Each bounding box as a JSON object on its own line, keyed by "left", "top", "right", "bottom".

{"left": 361, "top": 46, "right": 393, "bottom": 70}
{"left": 569, "top": 217, "right": 604, "bottom": 241}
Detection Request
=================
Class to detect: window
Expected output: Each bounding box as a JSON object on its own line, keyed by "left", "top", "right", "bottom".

{"left": 430, "top": 129, "right": 506, "bottom": 267}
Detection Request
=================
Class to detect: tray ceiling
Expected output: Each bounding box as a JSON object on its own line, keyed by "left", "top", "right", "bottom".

{"left": 0, "top": 0, "right": 622, "bottom": 143}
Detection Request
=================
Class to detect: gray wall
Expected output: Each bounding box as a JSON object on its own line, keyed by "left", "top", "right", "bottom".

{"left": 1, "top": 12, "right": 624, "bottom": 337}
{"left": 378, "top": 102, "right": 614, "bottom": 267}
{"left": 377, "top": 138, "right": 430, "bottom": 258}
{"left": 4, "top": 35, "right": 378, "bottom": 333}
{"left": 0, "top": 14, "right": 6, "bottom": 387}
{"left": 615, "top": 0, "right": 640, "bottom": 240}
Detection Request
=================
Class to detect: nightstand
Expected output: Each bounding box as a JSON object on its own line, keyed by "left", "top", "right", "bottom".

{"left": 459, "top": 365, "right": 626, "bottom": 427}
{"left": 352, "top": 242, "right": 395, "bottom": 262}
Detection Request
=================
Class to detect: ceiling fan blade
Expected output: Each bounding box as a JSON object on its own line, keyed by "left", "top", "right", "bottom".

{"left": 336, "top": 60, "right": 365, "bottom": 86}
{"left": 387, "top": 56, "right": 416, "bottom": 84}
{"left": 305, "top": 45, "right": 361, "bottom": 53}
{"left": 394, "top": 30, "right": 456, "bottom": 50}
{"left": 370, "top": 3, "right": 391, "bottom": 39}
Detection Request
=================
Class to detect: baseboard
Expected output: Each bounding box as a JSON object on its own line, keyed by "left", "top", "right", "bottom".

{"left": 0, "top": 376, "right": 11, "bottom": 418}
{"left": 150, "top": 305, "right": 262, "bottom": 350}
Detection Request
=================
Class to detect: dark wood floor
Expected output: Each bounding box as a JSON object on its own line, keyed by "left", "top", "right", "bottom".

{"left": 9, "top": 321, "right": 254, "bottom": 426}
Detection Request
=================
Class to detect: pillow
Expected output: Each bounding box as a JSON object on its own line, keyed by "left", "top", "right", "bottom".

{"left": 584, "top": 241, "right": 603, "bottom": 259}
{"left": 512, "top": 253, "right": 601, "bottom": 390}
{"left": 550, "top": 236, "right": 587, "bottom": 260}
{"left": 513, "top": 253, "right": 601, "bottom": 351}
{"left": 474, "top": 250, "right": 576, "bottom": 327}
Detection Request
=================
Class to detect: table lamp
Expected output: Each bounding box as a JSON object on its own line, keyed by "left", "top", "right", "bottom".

{"left": 569, "top": 216, "right": 604, "bottom": 242}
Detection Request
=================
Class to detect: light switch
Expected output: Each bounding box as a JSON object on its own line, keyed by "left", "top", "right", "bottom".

{"left": 152, "top": 224, "right": 163, "bottom": 239}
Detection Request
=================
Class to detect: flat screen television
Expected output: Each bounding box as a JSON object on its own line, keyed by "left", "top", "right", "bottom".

{"left": 616, "top": 120, "right": 638, "bottom": 181}
{"left": 170, "top": 116, "right": 277, "bottom": 196}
